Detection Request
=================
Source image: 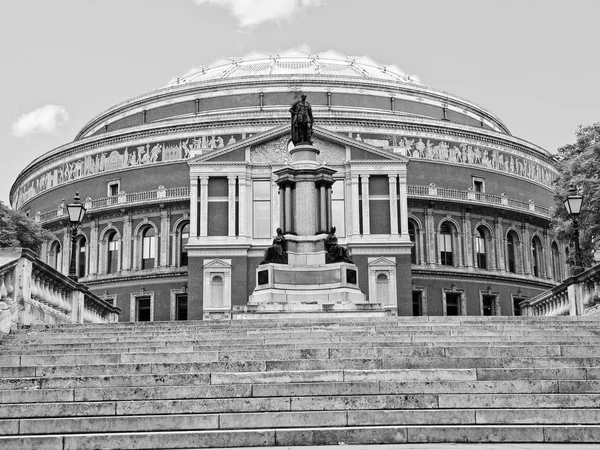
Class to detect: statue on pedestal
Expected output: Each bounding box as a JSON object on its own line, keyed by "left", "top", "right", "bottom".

{"left": 325, "top": 227, "right": 353, "bottom": 264}
{"left": 289, "top": 94, "right": 313, "bottom": 145}
{"left": 260, "top": 228, "right": 288, "bottom": 264}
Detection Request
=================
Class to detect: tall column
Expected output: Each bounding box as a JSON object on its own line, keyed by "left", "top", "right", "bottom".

{"left": 189, "top": 178, "right": 198, "bottom": 238}
{"left": 388, "top": 175, "right": 399, "bottom": 235}
{"left": 351, "top": 176, "right": 360, "bottom": 236}
{"left": 361, "top": 175, "right": 370, "bottom": 235}
{"left": 238, "top": 175, "right": 248, "bottom": 237}
{"left": 326, "top": 185, "right": 332, "bottom": 231}
{"left": 319, "top": 184, "right": 327, "bottom": 231}
{"left": 228, "top": 176, "right": 236, "bottom": 237}
{"left": 160, "top": 209, "right": 170, "bottom": 266}
{"left": 495, "top": 217, "right": 505, "bottom": 271}
{"left": 284, "top": 185, "right": 292, "bottom": 232}
{"left": 89, "top": 219, "right": 98, "bottom": 276}
{"left": 199, "top": 177, "right": 209, "bottom": 237}
{"left": 271, "top": 175, "right": 279, "bottom": 237}
{"left": 121, "top": 214, "right": 132, "bottom": 272}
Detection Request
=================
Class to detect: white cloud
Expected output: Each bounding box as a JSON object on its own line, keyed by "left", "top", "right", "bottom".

{"left": 11, "top": 104, "right": 69, "bottom": 138}
{"left": 192, "top": 0, "right": 323, "bottom": 28}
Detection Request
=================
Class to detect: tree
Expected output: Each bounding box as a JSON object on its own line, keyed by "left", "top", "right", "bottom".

{"left": 0, "top": 201, "right": 54, "bottom": 255}
{"left": 552, "top": 122, "right": 600, "bottom": 268}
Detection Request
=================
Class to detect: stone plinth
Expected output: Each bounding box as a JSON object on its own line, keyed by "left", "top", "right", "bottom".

{"left": 245, "top": 141, "right": 377, "bottom": 317}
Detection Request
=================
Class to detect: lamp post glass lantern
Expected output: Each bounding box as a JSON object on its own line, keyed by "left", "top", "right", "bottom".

{"left": 67, "top": 192, "right": 86, "bottom": 281}
{"left": 563, "top": 184, "right": 584, "bottom": 276}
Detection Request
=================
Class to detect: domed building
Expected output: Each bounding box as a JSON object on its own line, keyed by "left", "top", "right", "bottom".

{"left": 10, "top": 49, "right": 564, "bottom": 321}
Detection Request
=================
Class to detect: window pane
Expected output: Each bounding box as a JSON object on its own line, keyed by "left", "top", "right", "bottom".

{"left": 253, "top": 202, "right": 271, "bottom": 238}
{"left": 253, "top": 181, "right": 271, "bottom": 200}
{"left": 446, "top": 293, "right": 460, "bottom": 316}
{"left": 332, "top": 200, "right": 345, "bottom": 236}
{"left": 137, "top": 297, "right": 151, "bottom": 321}
{"left": 412, "top": 291, "right": 422, "bottom": 316}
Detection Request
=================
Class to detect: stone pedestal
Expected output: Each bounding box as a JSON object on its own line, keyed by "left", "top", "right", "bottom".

{"left": 244, "top": 142, "right": 383, "bottom": 317}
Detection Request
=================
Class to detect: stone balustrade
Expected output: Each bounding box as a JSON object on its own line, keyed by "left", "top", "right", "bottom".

{"left": 35, "top": 184, "right": 549, "bottom": 226}
{"left": 0, "top": 248, "right": 120, "bottom": 334}
{"left": 521, "top": 263, "right": 600, "bottom": 316}
{"left": 407, "top": 184, "right": 550, "bottom": 217}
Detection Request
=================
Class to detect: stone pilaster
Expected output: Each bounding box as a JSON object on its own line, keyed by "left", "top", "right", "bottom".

{"left": 199, "top": 177, "right": 209, "bottom": 237}
{"left": 495, "top": 217, "right": 505, "bottom": 271}
{"left": 544, "top": 230, "right": 552, "bottom": 279}
{"left": 238, "top": 176, "right": 249, "bottom": 237}
{"left": 522, "top": 223, "right": 531, "bottom": 275}
{"left": 228, "top": 176, "right": 236, "bottom": 237}
{"left": 361, "top": 175, "right": 370, "bottom": 235}
{"left": 398, "top": 176, "right": 409, "bottom": 237}
{"left": 160, "top": 209, "right": 170, "bottom": 267}
{"left": 424, "top": 205, "right": 436, "bottom": 266}
{"left": 62, "top": 227, "right": 70, "bottom": 275}
{"left": 271, "top": 175, "right": 280, "bottom": 235}
{"left": 462, "top": 211, "right": 473, "bottom": 268}
{"left": 189, "top": 177, "right": 198, "bottom": 238}
{"left": 388, "top": 175, "right": 399, "bottom": 235}
{"left": 121, "top": 214, "right": 132, "bottom": 272}
{"left": 351, "top": 176, "right": 360, "bottom": 236}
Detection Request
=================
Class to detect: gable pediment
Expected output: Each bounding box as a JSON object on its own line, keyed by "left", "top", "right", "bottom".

{"left": 188, "top": 124, "right": 408, "bottom": 166}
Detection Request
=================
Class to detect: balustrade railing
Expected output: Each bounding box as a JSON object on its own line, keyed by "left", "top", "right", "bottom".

{"left": 522, "top": 264, "right": 600, "bottom": 316}
{"left": 36, "top": 182, "right": 548, "bottom": 225}
{"left": 0, "top": 248, "right": 120, "bottom": 333}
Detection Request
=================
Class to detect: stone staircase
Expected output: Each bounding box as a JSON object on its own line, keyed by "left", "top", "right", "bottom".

{"left": 2, "top": 316, "right": 600, "bottom": 448}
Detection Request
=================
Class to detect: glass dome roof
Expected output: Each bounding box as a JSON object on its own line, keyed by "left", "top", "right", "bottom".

{"left": 166, "top": 48, "right": 419, "bottom": 87}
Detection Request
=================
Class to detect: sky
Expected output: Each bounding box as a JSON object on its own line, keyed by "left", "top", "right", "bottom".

{"left": 1, "top": 0, "right": 599, "bottom": 207}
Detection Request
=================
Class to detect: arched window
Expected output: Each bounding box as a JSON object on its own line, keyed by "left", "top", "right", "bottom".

{"left": 141, "top": 227, "right": 156, "bottom": 270}
{"left": 439, "top": 223, "right": 453, "bottom": 266}
{"left": 376, "top": 273, "right": 389, "bottom": 305}
{"left": 552, "top": 242, "right": 561, "bottom": 281}
{"left": 532, "top": 236, "right": 543, "bottom": 278}
{"left": 475, "top": 227, "right": 487, "bottom": 269}
{"left": 107, "top": 232, "right": 119, "bottom": 274}
{"left": 408, "top": 221, "right": 417, "bottom": 264}
{"left": 50, "top": 241, "right": 61, "bottom": 270}
{"left": 180, "top": 223, "right": 190, "bottom": 267}
{"left": 506, "top": 231, "right": 518, "bottom": 273}
{"left": 211, "top": 275, "right": 224, "bottom": 307}
{"left": 76, "top": 236, "right": 87, "bottom": 278}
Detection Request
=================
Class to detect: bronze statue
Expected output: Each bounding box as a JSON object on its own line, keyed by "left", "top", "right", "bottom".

{"left": 260, "top": 228, "right": 288, "bottom": 264}
{"left": 325, "top": 226, "right": 353, "bottom": 263}
{"left": 289, "top": 94, "right": 313, "bottom": 145}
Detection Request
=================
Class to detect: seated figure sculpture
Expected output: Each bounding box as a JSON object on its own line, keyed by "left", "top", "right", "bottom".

{"left": 325, "top": 226, "right": 353, "bottom": 264}
{"left": 260, "top": 228, "right": 288, "bottom": 264}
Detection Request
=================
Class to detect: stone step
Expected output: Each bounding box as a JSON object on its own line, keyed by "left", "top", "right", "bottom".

{"left": 7, "top": 335, "right": 600, "bottom": 354}
{"left": 4, "top": 393, "right": 600, "bottom": 419}
{"left": 3, "top": 407, "right": 600, "bottom": 437}
{"left": 6, "top": 343, "right": 600, "bottom": 367}
{"left": 4, "top": 356, "right": 600, "bottom": 379}
{"left": 3, "top": 424, "right": 600, "bottom": 448}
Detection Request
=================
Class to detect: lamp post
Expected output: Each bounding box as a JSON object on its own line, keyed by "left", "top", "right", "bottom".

{"left": 67, "top": 192, "right": 86, "bottom": 281}
{"left": 563, "top": 184, "right": 584, "bottom": 276}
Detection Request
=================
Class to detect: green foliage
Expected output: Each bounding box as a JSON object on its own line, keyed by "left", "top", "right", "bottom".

{"left": 552, "top": 122, "right": 600, "bottom": 267}
{"left": 0, "top": 201, "right": 54, "bottom": 254}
